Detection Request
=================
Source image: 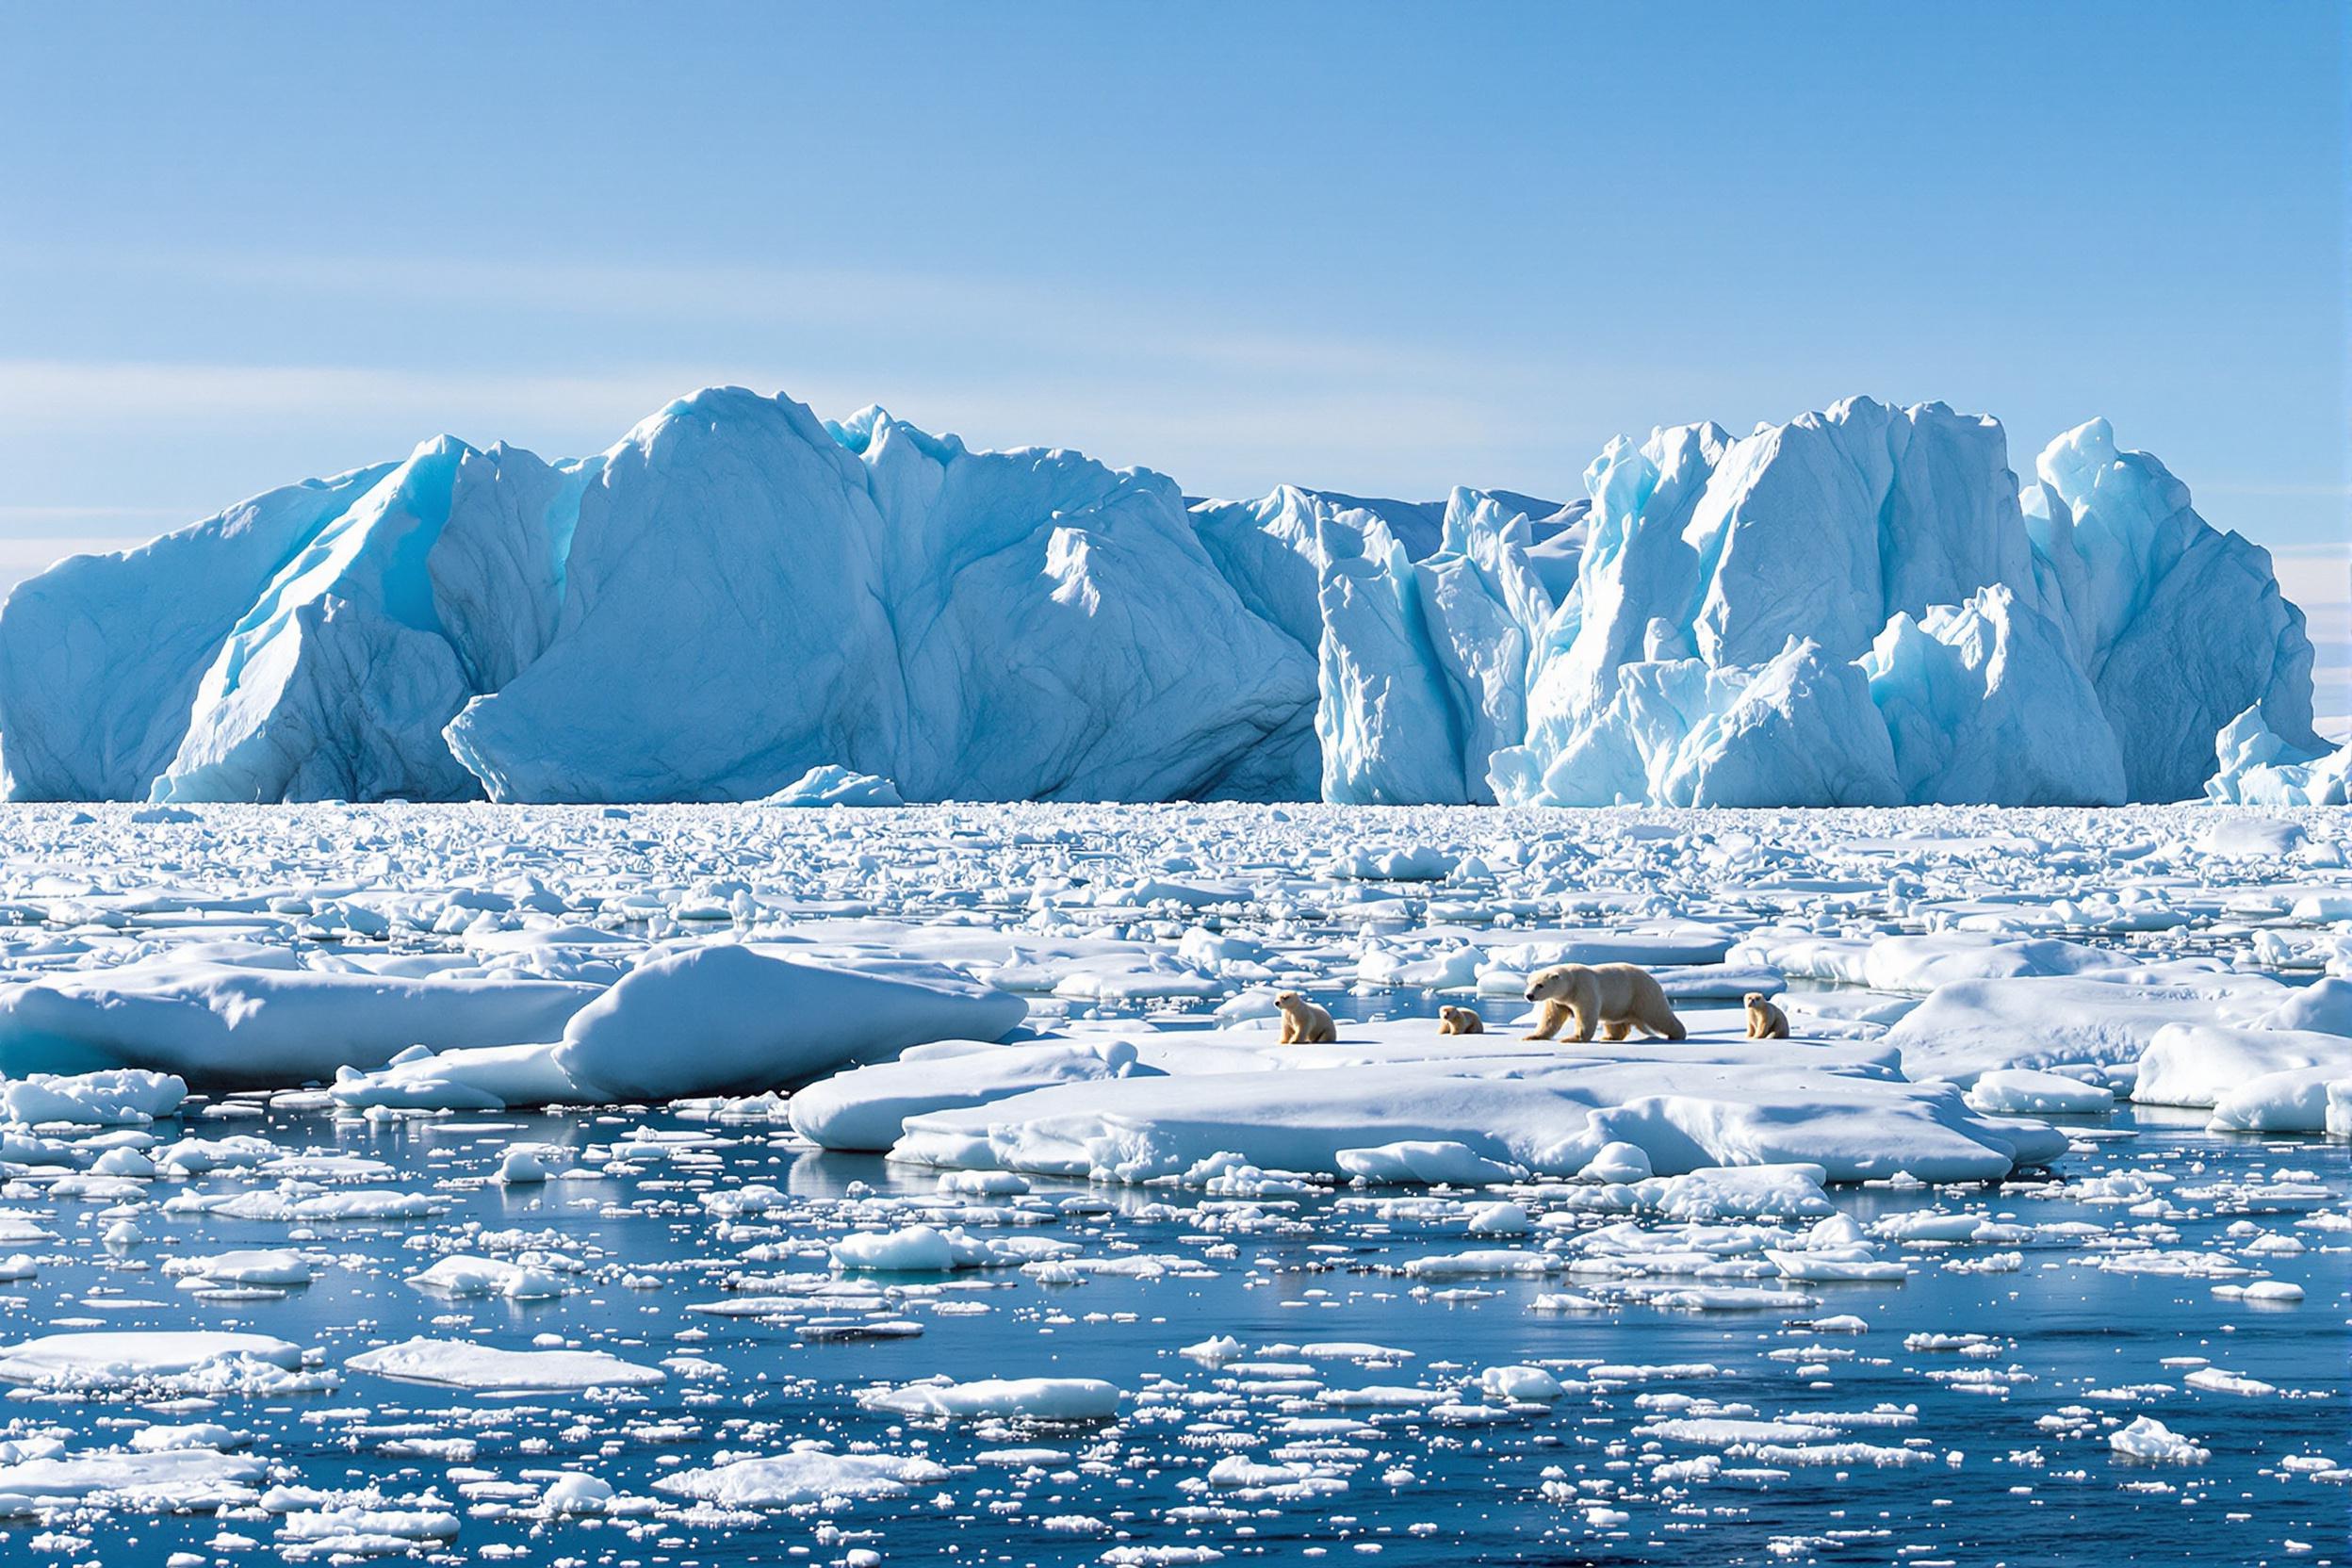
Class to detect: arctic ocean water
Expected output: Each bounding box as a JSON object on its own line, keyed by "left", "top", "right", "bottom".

{"left": 8, "top": 1026, "right": 2344, "bottom": 1566}
{"left": 0, "top": 799, "right": 2344, "bottom": 1565}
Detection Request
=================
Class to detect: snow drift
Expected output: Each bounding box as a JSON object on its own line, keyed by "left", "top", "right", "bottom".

{"left": 0, "top": 390, "right": 2317, "bottom": 807}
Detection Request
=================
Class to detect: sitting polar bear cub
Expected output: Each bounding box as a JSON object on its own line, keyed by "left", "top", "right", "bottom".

{"left": 1522, "top": 963, "right": 1686, "bottom": 1042}
{"left": 1743, "top": 991, "right": 1790, "bottom": 1039}
{"left": 1274, "top": 990, "right": 1337, "bottom": 1045}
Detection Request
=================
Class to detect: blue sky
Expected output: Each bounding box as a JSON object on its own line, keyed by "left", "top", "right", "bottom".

{"left": 1, "top": 0, "right": 2344, "bottom": 723}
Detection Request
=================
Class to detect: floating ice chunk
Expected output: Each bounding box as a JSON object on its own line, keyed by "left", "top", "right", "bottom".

{"left": 332, "top": 1041, "right": 583, "bottom": 1112}
{"left": 129, "top": 1422, "right": 252, "bottom": 1452}
{"left": 1330, "top": 845, "right": 1460, "bottom": 881}
{"left": 2184, "top": 1367, "right": 2279, "bottom": 1396}
{"left": 1404, "top": 1249, "right": 1560, "bottom": 1278}
{"left": 1886, "top": 972, "right": 2287, "bottom": 1085}
{"left": 2208, "top": 1065, "right": 2346, "bottom": 1134}
{"left": 889, "top": 1025, "right": 2063, "bottom": 1185}
{"left": 1337, "top": 1140, "right": 1527, "bottom": 1185}
{"left": 1466, "top": 1200, "right": 1532, "bottom": 1234}
{"left": 1965, "top": 1069, "right": 2116, "bottom": 1116}
{"left": 175, "top": 1250, "right": 314, "bottom": 1288}
{"left": 0, "top": 1446, "right": 268, "bottom": 1509}
{"left": 497, "top": 1147, "right": 550, "bottom": 1184}
{"left": 2134, "top": 1025, "right": 2348, "bottom": 1115}
{"left": 653, "top": 1448, "right": 951, "bottom": 1507}
{"left": 1648, "top": 1165, "right": 1833, "bottom": 1221}
{"left": 1766, "top": 1250, "right": 1907, "bottom": 1283}
{"left": 539, "top": 1473, "right": 615, "bottom": 1513}
{"left": 831, "top": 1225, "right": 956, "bottom": 1273}
{"left": 2109, "top": 1416, "right": 2210, "bottom": 1463}
{"left": 760, "top": 765, "right": 905, "bottom": 808}
{"left": 857, "top": 1376, "right": 1121, "bottom": 1421}
{"left": 2258, "top": 978, "right": 2352, "bottom": 1037}
{"left": 0, "top": 1331, "right": 306, "bottom": 1390}
{"left": 0, "top": 958, "right": 595, "bottom": 1088}
{"left": 1478, "top": 1364, "right": 1564, "bottom": 1400}
{"left": 553, "top": 943, "right": 1025, "bottom": 1101}
{"left": 0, "top": 1070, "right": 187, "bottom": 1126}
{"left": 345, "top": 1337, "right": 663, "bottom": 1389}
{"left": 1580, "top": 1141, "right": 1653, "bottom": 1183}
{"left": 404, "top": 1255, "right": 571, "bottom": 1299}
{"left": 2211, "top": 1280, "right": 2304, "bottom": 1304}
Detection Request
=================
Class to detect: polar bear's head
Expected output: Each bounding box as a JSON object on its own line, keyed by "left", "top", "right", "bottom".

{"left": 1742, "top": 991, "right": 1767, "bottom": 1006}
{"left": 1524, "top": 964, "right": 1588, "bottom": 1004}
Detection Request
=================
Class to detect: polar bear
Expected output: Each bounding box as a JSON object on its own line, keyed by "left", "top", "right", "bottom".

{"left": 1743, "top": 991, "right": 1790, "bottom": 1039}
{"left": 1522, "top": 963, "right": 1686, "bottom": 1042}
{"left": 1275, "top": 990, "right": 1337, "bottom": 1044}
{"left": 1437, "top": 1004, "right": 1485, "bottom": 1036}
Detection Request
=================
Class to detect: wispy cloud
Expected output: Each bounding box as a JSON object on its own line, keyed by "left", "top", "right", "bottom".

{"left": 0, "top": 359, "right": 742, "bottom": 430}
{"left": 0, "top": 355, "right": 1568, "bottom": 503}
{"left": 0, "top": 240, "right": 1556, "bottom": 394}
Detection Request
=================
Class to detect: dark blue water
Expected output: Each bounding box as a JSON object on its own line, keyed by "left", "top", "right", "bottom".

{"left": 5, "top": 1097, "right": 2343, "bottom": 1568}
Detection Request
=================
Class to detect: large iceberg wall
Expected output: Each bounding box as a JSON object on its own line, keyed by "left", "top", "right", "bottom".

{"left": 1486, "top": 399, "right": 2313, "bottom": 807}
{"left": 0, "top": 389, "right": 2320, "bottom": 807}
{"left": 1192, "top": 486, "right": 1560, "bottom": 804}
{"left": 0, "top": 464, "right": 397, "bottom": 801}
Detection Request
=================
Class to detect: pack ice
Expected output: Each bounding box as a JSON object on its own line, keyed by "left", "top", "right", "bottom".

{"left": 0, "top": 801, "right": 2338, "bottom": 1563}
{"left": 0, "top": 392, "right": 2317, "bottom": 807}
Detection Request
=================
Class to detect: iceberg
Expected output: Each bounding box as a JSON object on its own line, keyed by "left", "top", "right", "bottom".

{"left": 2204, "top": 704, "right": 2348, "bottom": 806}
{"left": 760, "top": 764, "right": 906, "bottom": 808}
{"left": 446, "top": 395, "right": 1316, "bottom": 804}
{"left": 1490, "top": 400, "right": 2307, "bottom": 807}
{"left": 0, "top": 389, "right": 2316, "bottom": 808}
{"left": 2023, "top": 417, "right": 2322, "bottom": 801}
{"left": 0, "top": 464, "right": 395, "bottom": 801}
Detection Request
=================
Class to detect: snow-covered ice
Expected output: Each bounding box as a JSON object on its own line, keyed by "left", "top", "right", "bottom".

{"left": 0, "top": 798, "right": 2331, "bottom": 1563}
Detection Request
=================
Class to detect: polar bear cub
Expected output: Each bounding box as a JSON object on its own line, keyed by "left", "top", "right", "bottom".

{"left": 1522, "top": 963, "right": 1686, "bottom": 1042}
{"left": 1275, "top": 990, "right": 1337, "bottom": 1044}
{"left": 1437, "top": 1004, "right": 1484, "bottom": 1035}
{"left": 1743, "top": 991, "right": 1790, "bottom": 1039}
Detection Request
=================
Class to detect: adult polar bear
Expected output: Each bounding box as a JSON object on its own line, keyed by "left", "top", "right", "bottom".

{"left": 1521, "top": 963, "right": 1686, "bottom": 1042}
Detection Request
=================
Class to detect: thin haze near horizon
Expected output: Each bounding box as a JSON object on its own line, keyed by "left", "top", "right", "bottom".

{"left": 0, "top": 2, "right": 2344, "bottom": 731}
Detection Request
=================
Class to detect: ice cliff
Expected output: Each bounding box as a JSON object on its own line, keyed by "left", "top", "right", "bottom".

{"left": 0, "top": 389, "right": 2320, "bottom": 807}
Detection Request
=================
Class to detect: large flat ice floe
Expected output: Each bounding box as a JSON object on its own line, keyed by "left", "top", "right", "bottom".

{"left": 876, "top": 1021, "right": 2066, "bottom": 1184}
{"left": 0, "top": 390, "right": 2320, "bottom": 808}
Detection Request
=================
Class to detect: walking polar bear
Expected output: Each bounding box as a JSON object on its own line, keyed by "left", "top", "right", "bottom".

{"left": 1522, "top": 963, "right": 1686, "bottom": 1042}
